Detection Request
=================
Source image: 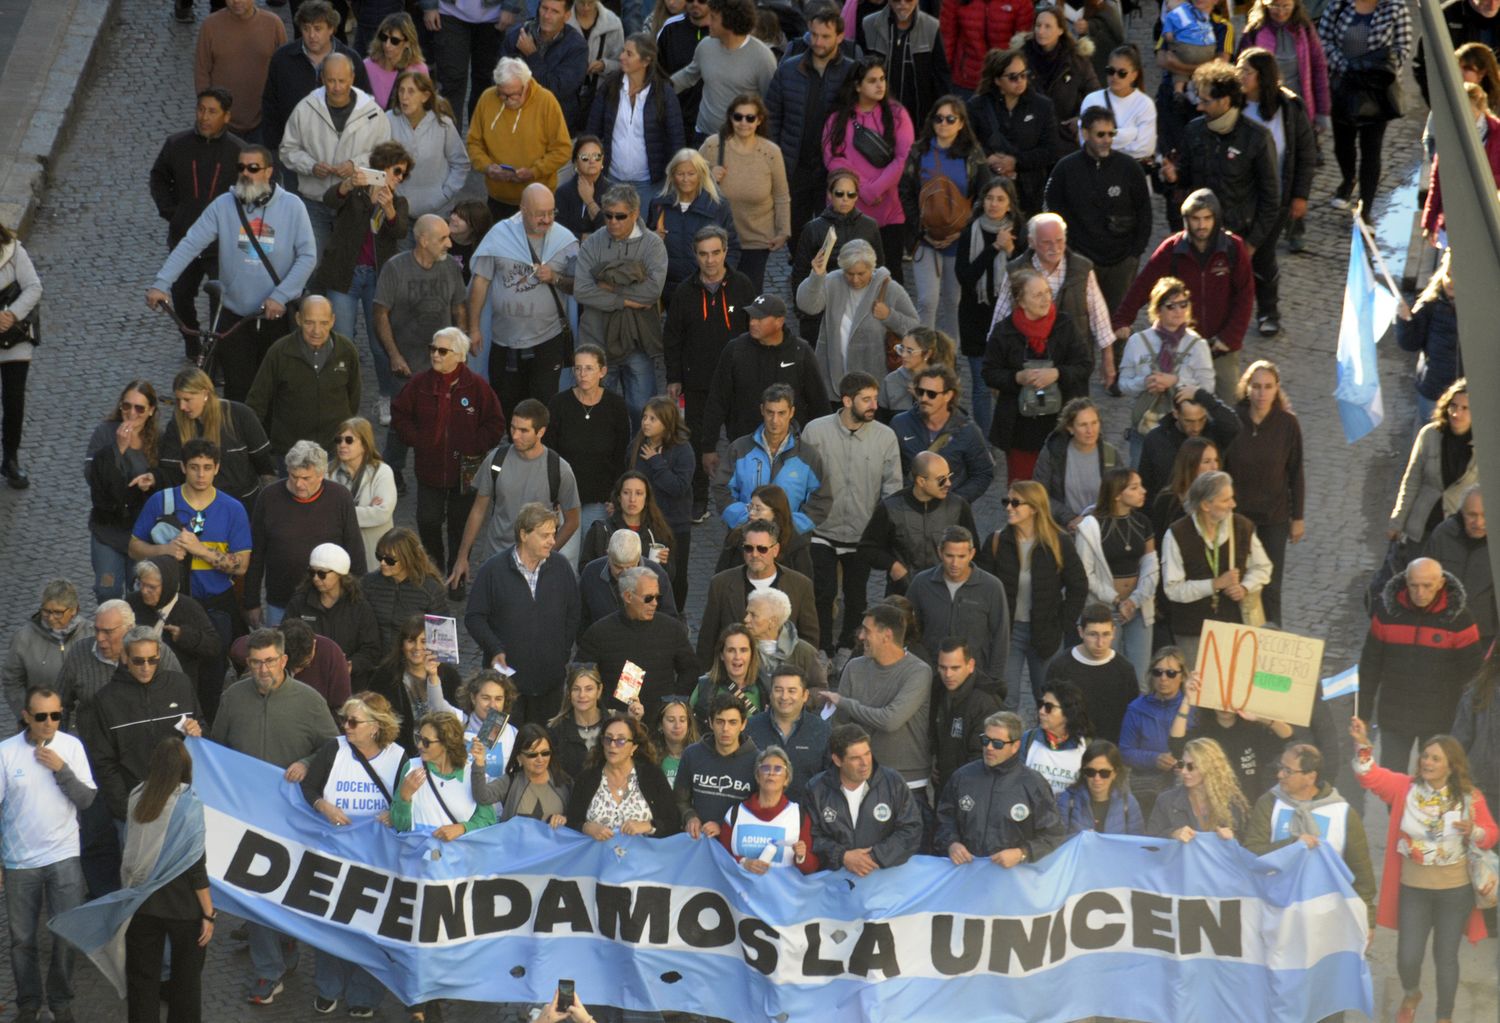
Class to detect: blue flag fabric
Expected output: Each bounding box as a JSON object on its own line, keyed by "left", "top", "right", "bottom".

{"left": 79, "top": 739, "right": 1374, "bottom": 1021}
{"left": 1334, "top": 219, "right": 1395, "bottom": 443}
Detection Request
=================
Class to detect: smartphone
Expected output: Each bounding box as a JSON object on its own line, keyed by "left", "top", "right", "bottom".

{"left": 479, "top": 708, "right": 510, "bottom": 751}
{"left": 557, "top": 979, "right": 575, "bottom": 1009}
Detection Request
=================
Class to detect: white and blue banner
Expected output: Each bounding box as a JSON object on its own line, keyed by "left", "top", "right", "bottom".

{"left": 188, "top": 739, "right": 1372, "bottom": 1021}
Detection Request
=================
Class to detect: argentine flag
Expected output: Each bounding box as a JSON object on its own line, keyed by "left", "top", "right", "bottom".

{"left": 1333, "top": 220, "right": 1396, "bottom": 443}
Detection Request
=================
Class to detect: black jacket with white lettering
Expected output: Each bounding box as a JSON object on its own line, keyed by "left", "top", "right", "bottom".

{"left": 934, "top": 752, "right": 1065, "bottom": 860}
{"left": 804, "top": 764, "right": 923, "bottom": 870}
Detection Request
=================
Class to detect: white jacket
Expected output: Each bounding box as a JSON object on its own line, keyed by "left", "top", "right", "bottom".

{"left": 280, "top": 87, "right": 392, "bottom": 202}
{"left": 1074, "top": 514, "right": 1158, "bottom": 624}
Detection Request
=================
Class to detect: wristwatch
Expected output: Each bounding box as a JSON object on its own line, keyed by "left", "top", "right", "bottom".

{"left": 202, "top": 910, "right": 217, "bottom": 922}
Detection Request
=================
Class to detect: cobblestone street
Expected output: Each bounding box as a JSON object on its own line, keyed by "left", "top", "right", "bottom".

{"left": 0, "top": 0, "right": 1491, "bottom": 1018}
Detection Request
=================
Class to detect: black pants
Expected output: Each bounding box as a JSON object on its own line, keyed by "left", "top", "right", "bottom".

{"left": 214, "top": 311, "right": 285, "bottom": 403}
{"left": 126, "top": 914, "right": 204, "bottom": 1023}
{"left": 1250, "top": 212, "right": 1285, "bottom": 320}
{"left": 486, "top": 198, "right": 520, "bottom": 224}
{"left": 1255, "top": 519, "right": 1289, "bottom": 626}
{"left": 878, "top": 224, "right": 906, "bottom": 286}
{"left": 169, "top": 252, "right": 221, "bottom": 360}
{"left": 811, "top": 544, "right": 871, "bottom": 655}
{"left": 0, "top": 360, "right": 28, "bottom": 462}
{"left": 738, "top": 249, "right": 770, "bottom": 294}
{"left": 1092, "top": 257, "right": 1139, "bottom": 377}
{"left": 1332, "top": 119, "right": 1387, "bottom": 220}
{"left": 514, "top": 686, "right": 562, "bottom": 727}
{"left": 490, "top": 333, "right": 567, "bottom": 414}
{"left": 790, "top": 168, "right": 828, "bottom": 240}
{"left": 417, "top": 482, "right": 476, "bottom": 574}
{"left": 683, "top": 387, "right": 712, "bottom": 506}
{"left": 670, "top": 528, "right": 692, "bottom": 612}
{"left": 431, "top": 14, "right": 505, "bottom": 126}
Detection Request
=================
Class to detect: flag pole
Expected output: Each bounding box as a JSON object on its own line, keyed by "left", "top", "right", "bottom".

{"left": 1351, "top": 202, "right": 1403, "bottom": 301}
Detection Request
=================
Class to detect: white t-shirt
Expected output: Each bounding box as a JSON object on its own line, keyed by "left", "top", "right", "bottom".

{"left": 0, "top": 731, "right": 94, "bottom": 869}
{"left": 841, "top": 780, "right": 868, "bottom": 823}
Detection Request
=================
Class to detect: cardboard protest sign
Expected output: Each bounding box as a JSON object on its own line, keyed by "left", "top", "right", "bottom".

{"left": 1193, "top": 621, "right": 1324, "bottom": 727}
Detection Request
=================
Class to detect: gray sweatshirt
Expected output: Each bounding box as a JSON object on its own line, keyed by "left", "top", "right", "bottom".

{"left": 671, "top": 34, "right": 777, "bottom": 135}
{"left": 210, "top": 674, "right": 338, "bottom": 768}
{"left": 833, "top": 653, "right": 932, "bottom": 783}
{"left": 801, "top": 411, "right": 904, "bottom": 545}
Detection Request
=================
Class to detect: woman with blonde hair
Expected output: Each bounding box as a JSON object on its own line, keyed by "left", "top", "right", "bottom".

{"left": 979, "top": 479, "right": 1087, "bottom": 714}
{"left": 1118, "top": 277, "right": 1214, "bottom": 465}
{"left": 364, "top": 12, "right": 429, "bottom": 108}
{"left": 1148, "top": 735, "right": 1250, "bottom": 840}
{"left": 646, "top": 148, "right": 740, "bottom": 297}
{"left": 549, "top": 664, "right": 607, "bottom": 780}
{"left": 158, "top": 366, "right": 275, "bottom": 511}
{"left": 331, "top": 416, "right": 398, "bottom": 568}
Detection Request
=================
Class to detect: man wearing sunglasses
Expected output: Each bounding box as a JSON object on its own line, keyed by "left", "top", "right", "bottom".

{"left": 890, "top": 363, "right": 994, "bottom": 504}
{"left": 0, "top": 686, "right": 96, "bottom": 1023}
{"left": 697, "top": 518, "right": 819, "bottom": 669}
{"left": 937, "top": 710, "right": 1065, "bottom": 868}
{"left": 577, "top": 566, "right": 697, "bottom": 711}
{"left": 859, "top": 450, "right": 977, "bottom": 596}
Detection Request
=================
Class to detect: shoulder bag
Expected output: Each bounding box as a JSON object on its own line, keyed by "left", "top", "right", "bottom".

{"left": 1017, "top": 360, "right": 1062, "bottom": 418}
{"left": 875, "top": 278, "right": 903, "bottom": 371}
{"left": 235, "top": 198, "right": 303, "bottom": 316}
{"left": 0, "top": 279, "right": 39, "bottom": 349}
{"left": 1467, "top": 795, "right": 1499, "bottom": 909}
{"left": 852, "top": 121, "right": 896, "bottom": 168}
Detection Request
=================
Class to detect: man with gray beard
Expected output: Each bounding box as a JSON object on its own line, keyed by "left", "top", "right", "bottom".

{"left": 148, "top": 143, "right": 317, "bottom": 401}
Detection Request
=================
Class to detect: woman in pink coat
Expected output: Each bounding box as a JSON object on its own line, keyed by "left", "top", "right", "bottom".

{"left": 823, "top": 56, "right": 915, "bottom": 285}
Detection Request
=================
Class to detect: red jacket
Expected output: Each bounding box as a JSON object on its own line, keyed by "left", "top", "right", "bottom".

{"left": 941, "top": 0, "right": 1034, "bottom": 91}
{"left": 1111, "top": 228, "right": 1254, "bottom": 351}
{"left": 1422, "top": 114, "right": 1500, "bottom": 235}
{"left": 390, "top": 365, "right": 506, "bottom": 489}
{"left": 1357, "top": 761, "right": 1497, "bottom": 944}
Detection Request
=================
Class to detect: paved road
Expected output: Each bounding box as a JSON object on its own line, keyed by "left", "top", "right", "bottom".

{"left": 0, "top": 0, "right": 1492, "bottom": 1019}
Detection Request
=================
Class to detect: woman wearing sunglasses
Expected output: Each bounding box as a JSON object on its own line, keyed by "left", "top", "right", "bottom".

{"left": 1018, "top": 680, "right": 1094, "bottom": 794}
{"left": 361, "top": 527, "right": 448, "bottom": 652}
{"left": 471, "top": 722, "right": 572, "bottom": 827}
{"left": 363, "top": 14, "right": 429, "bottom": 109}
{"left": 1118, "top": 647, "right": 1194, "bottom": 817}
{"left": 966, "top": 48, "right": 1060, "bottom": 217}
{"left": 1148, "top": 735, "right": 1249, "bottom": 842}
{"left": 1058, "top": 739, "right": 1145, "bottom": 835}
{"left": 392, "top": 712, "right": 496, "bottom": 840}
{"left": 330, "top": 416, "right": 397, "bottom": 569}
{"left": 1076, "top": 44, "right": 1156, "bottom": 161}
{"left": 87, "top": 380, "right": 162, "bottom": 603}
{"left": 283, "top": 543, "right": 383, "bottom": 688}
{"left": 369, "top": 614, "right": 464, "bottom": 756}
{"left": 717, "top": 745, "right": 819, "bottom": 873}
{"left": 1117, "top": 277, "right": 1214, "bottom": 467}
{"left": 566, "top": 713, "right": 680, "bottom": 840}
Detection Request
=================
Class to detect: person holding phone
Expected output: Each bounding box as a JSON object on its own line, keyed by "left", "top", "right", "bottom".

{"left": 533, "top": 984, "right": 597, "bottom": 1023}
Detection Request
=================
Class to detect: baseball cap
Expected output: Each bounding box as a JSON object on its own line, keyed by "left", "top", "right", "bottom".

{"left": 745, "top": 294, "right": 787, "bottom": 319}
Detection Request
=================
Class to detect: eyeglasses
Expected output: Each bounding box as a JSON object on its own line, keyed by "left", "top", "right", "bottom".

{"left": 521, "top": 748, "right": 553, "bottom": 758}
{"left": 335, "top": 434, "right": 357, "bottom": 445}
{"left": 1162, "top": 299, "right": 1191, "bottom": 311}
{"left": 830, "top": 188, "right": 858, "bottom": 199}
{"left": 343, "top": 718, "right": 368, "bottom": 729}
{"left": 1002, "top": 70, "right": 1031, "bottom": 82}
{"left": 731, "top": 112, "right": 759, "bottom": 122}
{"left": 236, "top": 162, "right": 266, "bottom": 173}
{"left": 577, "top": 153, "right": 604, "bottom": 162}
{"left": 742, "top": 543, "right": 773, "bottom": 554}
{"left": 932, "top": 113, "right": 961, "bottom": 124}
{"left": 603, "top": 735, "right": 634, "bottom": 747}
{"left": 979, "top": 736, "right": 1017, "bottom": 749}
{"left": 428, "top": 345, "right": 458, "bottom": 356}
{"left": 1174, "top": 761, "right": 1198, "bottom": 772}
{"left": 1001, "top": 497, "right": 1024, "bottom": 508}
{"left": 1150, "top": 667, "right": 1182, "bottom": 678}
{"left": 120, "top": 401, "right": 151, "bottom": 414}
{"left": 1105, "top": 66, "right": 1134, "bottom": 78}
{"left": 311, "top": 568, "right": 334, "bottom": 580}
{"left": 639, "top": 592, "right": 660, "bottom": 604}
{"left": 757, "top": 763, "right": 787, "bottom": 774}
{"left": 1038, "top": 700, "right": 1060, "bottom": 713}
{"left": 925, "top": 474, "right": 954, "bottom": 487}
{"left": 914, "top": 386, "right": 950, "bottom": 399}
{"left": 602, "top": 211, "right": 631, "bottom": 221}
{"left": 415, "top": 736, "right": 439, "bottom": 748}
{"left": 129, "top": 656, "right": 161, "bottom": 667}
{"left": 39, "top": 606, "right": 73, "bottom": 619}
{"left": 378, "top": 554, "right": 399, "bottom": 566}
{"left": 28, "top": 711, "right": 63, "bottom": 722}
{"left": 247, "top": 656, "right": 282, "bottom": 670}
{"left": 1276, "top": 764, "right": 1310, "bottom": 775}
{"left": 1081, "top": 767, "right": 1114, "bottom": 779}
{"left": 379, "top": 31, "right": 405, "bottom": 44}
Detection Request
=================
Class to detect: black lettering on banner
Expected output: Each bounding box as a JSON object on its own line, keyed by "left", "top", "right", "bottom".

{"left": 596, "top": 884, "right": 671, "bottom": 944}
{"left": 1131, "top": 891, "right": 1176, "bottom": 953}
{"left": 419, "top": 881, "right": 471, "bottom": 942}
{"left": 1178, "top": 898, "right": 1241, "bottom": 957}
{"left": 331, "top": 865, "right": 390, "bottom": 925}
{"left": 283, "top": 851, "right": 343, "bottom": 917}
{"left": 847, "top": 923, "right": 900, "bottom": 978}
{"left": 801, "top": 923, "right": 844, "bottom": 977}
{"left": 738, "top": 917, "right": 780, "bottom": 976}
{"left": 379, "top": 878, "right": 419, "bottom": 941}
{"left": 223, "top": 831, "right": 291, "bottom": 893}
{"left": 931, "top": 915, "right": 985, "bottom": 975}
{"left": 535, "top": 879, "right": 595, "bottom": 935}
{"left": 677, "top": 891, "right": 735, "bottom": 948}
{"left": 988, "top": 914, "right": 1050, "bottom": 974}
{"left": 1047, "top": 906, "right": 1068, "bottom": 964}
{"left": 472, "top": 878, "right": 533, "bottom": 935}
{"left": 1070, "top": 892, "right": 1125, "bottom": 950}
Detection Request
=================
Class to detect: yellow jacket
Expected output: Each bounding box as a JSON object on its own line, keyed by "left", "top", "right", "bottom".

{"left": 466, "top": 81, "right": 573, "bottom": 205}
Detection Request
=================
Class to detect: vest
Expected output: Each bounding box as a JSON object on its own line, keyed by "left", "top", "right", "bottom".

{"left": 408, "top": 761, "right": 478, "bottom": 830}
{"left": 1008, "top": 250, "right": 1096, "bottom": 356}
{"left": 727, "top": 799, "right": 803, "bottom": 867}
{"left": 1024, "top": 740, "right": 1085, "bottom": 795}
{"left": 322, "top": 738, "right": 403, "bottom": 818}
{"left": 885, "top": 494, "right": 971, "bottom": 574}
{"left": 1168, "top": 512, "right": 1255, "bottom": 639}
{"left": 1268, "top": 796, "right": 1351, "bottom": 856}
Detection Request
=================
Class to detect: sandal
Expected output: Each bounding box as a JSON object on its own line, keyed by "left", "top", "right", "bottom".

{"left": 1396, "top": 992, "right": 1422, "bottom": 1023}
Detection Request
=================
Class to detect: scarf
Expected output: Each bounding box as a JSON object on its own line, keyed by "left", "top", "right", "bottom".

{"left": 1153, "top": 322, "right": 1189, "bottom": 372}
{"left": 1271, "top": 783, "right": 1346, "bottom": 839}
{"left": 1207, "top": 107, "right": 1240, "bottom": 134}
{"left": 1012, "top": 303, "right": 1057, "bottom": 356}
{"left": 969, "top": 215, "right": 1010, "bottom": 307}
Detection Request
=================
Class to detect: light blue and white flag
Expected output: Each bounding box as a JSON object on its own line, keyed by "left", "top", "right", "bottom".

{"left": 1321, "top": 666, "right": 1359, "bottom": 701}
{"left": 1334, "top": 219, "right": 1396, "bottom": 443}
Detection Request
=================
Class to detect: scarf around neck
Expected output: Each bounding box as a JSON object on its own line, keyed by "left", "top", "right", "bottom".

{"left": 1012, "top": 303, "right": 1057, "bottom": 356}
{"left": 1153, "top": 323, "right": 1189, "bottom": 372}
{"left": 969, "top": 215, "right": 1010, "bottom": 307}
{"left": 1272, "top": 783, "right": 1346, "bottom": 839}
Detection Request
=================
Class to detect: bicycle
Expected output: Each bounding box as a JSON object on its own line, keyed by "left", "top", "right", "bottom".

{"left": 148, "top": 279, "right": 260, "bottom": 380}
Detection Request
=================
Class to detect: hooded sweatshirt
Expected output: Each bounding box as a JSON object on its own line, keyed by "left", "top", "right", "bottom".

{"left": 279, "top": 86, "right": 392, "bottom": 202}
{"left": 466, "top": 81, "right": 574, "bottom": 205}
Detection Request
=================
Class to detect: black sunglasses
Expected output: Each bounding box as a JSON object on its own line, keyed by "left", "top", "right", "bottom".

{"left": 378, "top": 554, "right": 399, "bottom": 566}
{"left": 731, "top": 112, "right": 759, "bottom": 122}
{"left": 1081, "top": 767, "right": 1114, "bottom": 779}
{"left": 1162, "top": 299, "right": 1191, "bottom": 311}
{"left": 742, "top": 543, "right": 773, "bottom": 554}
{"left": 979, "top": 736, "right": 1017, "bottom": 749}
{"left": 334, "top": 434, "right": 357, "bottom": 445}
{"left": 830, "top": 188, "right": 858, "bottom": 199}
{"left": 29, "top": 711, "right": 63, "bottom": 722}
{"left": 932, "top": 113, "right": 961, "bottom": 124}
{"left": 379, "top": 31, "right": 406, "bottom": 44}
{"left": 129, "top": 656, "right": 161, "bottom": 667}
{"left": 1001, "top": 497, "right": 1024, "bottom": 508}
{"left": 311, "top": 568, "right": 334, "bottom": 580}
{"left": 237, "top": 162, "right": 266, "bottom": 173}
{"left": 914, "top": 386, "right": 949, "bottom": 399}
{"left": 1150, "top": 667, "right": 1182, "bottom": 678}
{"left": 1105, "top": 66, "right": 1134, "bottom": 78}
{"left": 602, "top": 211, "right": 631, "bottom": 221}
{"left": 640, "top": 593, "right": 660, "bottom": 603}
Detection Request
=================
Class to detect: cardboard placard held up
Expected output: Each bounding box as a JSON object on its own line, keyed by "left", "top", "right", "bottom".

{"left": 1193, "top": 621, "right": 1324, "bottom": 727}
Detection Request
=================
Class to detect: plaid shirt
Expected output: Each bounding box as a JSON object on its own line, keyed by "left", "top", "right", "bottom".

{"left": 987, "top": 252, "right": 1115, "bottom": 350}
{"left": 1318, "top": 0, "right": 1412, "bottom": 77}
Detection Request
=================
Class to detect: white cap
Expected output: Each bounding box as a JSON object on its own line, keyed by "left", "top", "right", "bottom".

{"left": 309, "top": 543, "right": 351, "bottom": 576}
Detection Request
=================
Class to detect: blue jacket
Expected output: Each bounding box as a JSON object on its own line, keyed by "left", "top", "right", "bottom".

{"left": 1118, "top": 690, "right": 1193, "bottom": 772}
{"left": 764, "top": 50, "right": 857, "bottom": 172}
{"left": 714, "top": 425, "right": 831, "bottom": 534}
{"left": 501, "top": 23, "right": 590, "bottom": 128}
{"left": 1057, "top": 785, "right": 1146, "bottom": 836}
{"left": 746, "top": 708, "right": 831, "bottom": 805}
{"left": 585, "top": 74, "right": 687, "bottom": 185}
{"left": 646, "top": 190, "right": 740, "bottom": 291}
{"left": 889, "top": 406, "right": 995, "bottom": 504}
{"left": 1396, "top": 292, "right": 1462, "bottom": 402}
{"left": 464, "top": 547, "right": 579, "bottom": 696}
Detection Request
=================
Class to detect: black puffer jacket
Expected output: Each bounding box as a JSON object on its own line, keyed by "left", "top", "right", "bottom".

{"left": 361, "top": 571, "right": 448, "bottom": 651}
{"left": 966, "top": 88, "right": 1061, "bottom": 215}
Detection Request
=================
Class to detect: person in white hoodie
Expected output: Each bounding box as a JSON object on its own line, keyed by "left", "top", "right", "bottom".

{"left": 279, "top": 53, "right": 392, "bottom": 260}
{"left": 386, "top": 70, "right": 471, "bottom": 221}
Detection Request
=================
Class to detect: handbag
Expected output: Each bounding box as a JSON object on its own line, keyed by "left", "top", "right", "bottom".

{"left": 0, "top": 279, "right": 39, "bottom": 349}
{"left": 1466, "top": 796, "right": 1499, "bottom": 909}
{"left": 852, "top": 122, "right": 896, "bottom": 169}
{"left": 1016, "top": 359, "right": 1062, "bottom": 418}
{"left": 875, "top": 278, "right": 903, "bottom": 371}
{"left": 1334, "top": 48, "right": 1402, "bottom": 126}
{"left": 1228, "top": 522, "right": 1267, "bottom": 627}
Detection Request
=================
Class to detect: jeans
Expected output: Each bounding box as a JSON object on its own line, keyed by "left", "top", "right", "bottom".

{"left": 90, "top": 535, "right": 132, "bottom": 605}
{"left": 1118, "top": 611, "right": 1151, "bottom": 692}
{"left": 607, "top": 349, "right": 658, "bottom": 430}
{"left": 314, "top": 950, "right": 384, "bottom": 1011}
{"left": 126, "top": 913, "right": 204, "bottom": 1023}
{"left": 965, "top": 355, "right": 993, "bottom": 436}
{"left": 911, "top": 245, "right": 959, "bottom": 340}
{"left": 264, "top": 604, "right": 285, "bottom": 626}
{"left": 810, "top": 543, "right": 871, "bottom": 655}
{"left": 738, "top": 248, "right": 770, "bottom": 294}
{"left": 417, "top": 482, "right": 477, "bottom": 574}
{"left": 432, "top": 15, "right": 504, "bottom": 126}
{"left": 305, "top": 200, "right": 336, "bottom": 266}
{"left": 329, "top": 264, "right": 391, "bottom": 395}
{"left": 248, "top": 922, "right": 296, "bottom": 985}
{"left": 1396, "top": 883, "right": 1473, "bottom": 1019}
{"left": 79, "top": 797, "right": 121, "bottom": 900}
{"left": 560, "top": 500, "right": 608, "bottom": 571}
{"left": 6, "top": 857, "right": 84, "bottom": 1011}
{"left": 1003, "top": 620, "right": 1048, "bottom": 718}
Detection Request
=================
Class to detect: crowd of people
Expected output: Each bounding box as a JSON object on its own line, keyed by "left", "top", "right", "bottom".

{"left": 0, "top": 0, "right": 1498, "bottom": 1019}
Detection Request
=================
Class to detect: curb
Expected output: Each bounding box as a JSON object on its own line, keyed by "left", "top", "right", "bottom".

{"left": 0, "top": 0, "right": 122, "bottom": 236}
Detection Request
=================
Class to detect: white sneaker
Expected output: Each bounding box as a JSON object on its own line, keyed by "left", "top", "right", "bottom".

{"left": 377, "top": 395, "right": 392, "bottom": 426}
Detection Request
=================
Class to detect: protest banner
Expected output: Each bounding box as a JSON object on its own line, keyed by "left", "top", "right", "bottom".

{"left": 1194, "top": 621, "right": 1325, "bottom": 727}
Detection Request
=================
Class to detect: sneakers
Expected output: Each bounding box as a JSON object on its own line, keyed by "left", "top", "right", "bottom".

{"left": 347, "top": 1008, "right": 376, "bottom": 1020}
{"left": 248, "top": 979, "right": 285, "bottom": 1005}
{"left": 1257, "top": 315, "right": 1280, "bottom": 337}
{"left": 315, "top": 995, "right": 339, "bottom": 1014}
{"left": 692, "top": 500, "right": 710, "bottom": 523}
{"left": 377, "top": 395, "right": 392, "bottom": 426}
{"left": 1329, "top": 185, "right": 1353, "bottom": 210}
